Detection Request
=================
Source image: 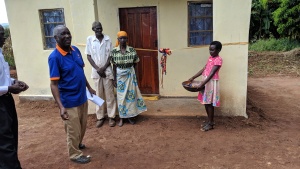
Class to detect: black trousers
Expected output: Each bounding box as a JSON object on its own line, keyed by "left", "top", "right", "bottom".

{"left": 0, "top": 93, "right": 22, "bottom": 169}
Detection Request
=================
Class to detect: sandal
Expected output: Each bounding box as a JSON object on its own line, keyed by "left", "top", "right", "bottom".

{"left": 201, "top": 121, "right": 215, "bottom": 127}
{"left": 201, "top": 123, "right": 214, "bottom": 132}
{"left": 118, "top": 118, "right": 124, "bottom": 127}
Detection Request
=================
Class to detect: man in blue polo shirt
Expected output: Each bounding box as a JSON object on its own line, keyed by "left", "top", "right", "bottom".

{"left": 48, "top": 25, "right": 95, "bottom": 164}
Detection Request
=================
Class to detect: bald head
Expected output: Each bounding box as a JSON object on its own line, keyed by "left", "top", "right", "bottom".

{"left": 92, "top": 21, "right": 103, "bottom": 38}
{"left": 53, "top": 25, "right": 72, "bottom": 49}
{"left": 92, "top": 21, "right": 102, "bottom": 29}
{"left": 53, "top": 25, "right": 68, "bottom": 37}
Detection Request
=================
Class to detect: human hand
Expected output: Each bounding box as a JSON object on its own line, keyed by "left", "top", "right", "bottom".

{"left": 60, "top": 107, "right": 69, "bottom": 120}
{"left": 97, "top": 67, "right": 106, "bottom": 75}
{"left": 99, "top": 72, "right": 106, "bottom": 78}
{"left": 15, "top": 80, "right": 29, "bottom": 91}
{"left": 188, "top": 77, "right": 194, "bottom": 82}
{"left": 8, "top": 84, "right": 23, "bottom": 94}
{"left": 8, "top": 80, "right": 29, "bottom": 94}
{"left": 88, "top": 87, "right": 96, "bottom": 97}
{"left": 197, "top": 83, "right": 205, "bottom": 91}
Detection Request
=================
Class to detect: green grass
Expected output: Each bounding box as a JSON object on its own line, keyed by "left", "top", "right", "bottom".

{"left": 249, "top": 38, "right": 300, "bottom": 51}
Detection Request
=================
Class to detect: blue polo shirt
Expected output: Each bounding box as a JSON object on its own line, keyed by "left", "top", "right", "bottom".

{"left": 48, "top": 45, "right": 87, "bottom": 108}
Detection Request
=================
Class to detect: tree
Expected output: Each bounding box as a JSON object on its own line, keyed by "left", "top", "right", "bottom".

{"left": 4, "top": 27, "right": 10, "bottom": 37}
{"left": 273, "top": 0, "right": 300, "bottom": 40}
{"left": 249, "top": 0, "right": 280, "bottom": 42}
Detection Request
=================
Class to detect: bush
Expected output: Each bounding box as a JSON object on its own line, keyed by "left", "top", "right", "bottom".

{"left": 249, "top": 38, "right": 300, "bottom": 51}
{"left": 3, "top": 37, "right": 15, "bottom": 68}
{"left": 273, "top": 0, "right": 300, "bottom": 40}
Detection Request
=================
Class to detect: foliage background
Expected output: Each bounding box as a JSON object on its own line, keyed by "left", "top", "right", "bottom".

{"left": 2, "top": 28, "right": 15, "bottom": 68}
{"left": 250, "top": 0, "right": 300, "bottom": 42}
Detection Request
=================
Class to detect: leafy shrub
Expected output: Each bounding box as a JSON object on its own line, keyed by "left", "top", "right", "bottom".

{"left": 273, "top": 0, "right": 300, "bottom": 40}
{"left": 2, "top": 28, "right": 15, "bottom": 68}
{"left": 249, "top": 38, "right": 300, "bottom": 51}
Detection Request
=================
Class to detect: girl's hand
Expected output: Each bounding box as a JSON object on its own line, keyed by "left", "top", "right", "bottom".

{"left": 188, "top": 77, "right": 194, "bottom": 82}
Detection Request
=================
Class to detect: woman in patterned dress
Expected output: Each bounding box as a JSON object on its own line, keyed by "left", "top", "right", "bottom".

{"left": 110, "top": 31, "right": 147, "bottom": 127}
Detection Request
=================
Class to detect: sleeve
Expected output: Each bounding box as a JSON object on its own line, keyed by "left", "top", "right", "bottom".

{"left": 10, "top": 78, "right": 15, "bottom": 83}
{"left": 214, "top": 56, "right": 223, "bottom": 66}
{"left": 85, "top": 36, "right": 91, "bottom": 55}
{"left": 48, "top": 55, "right": 60, "bottom": 81}
{"left": 132, "top": 48, "right": 140, "bottom": 63}
{"left": 110, "top": 49, "right": 116, "bottom": 65}
{"left": 109, "top": 39, "right": 113, "bottom": 54}
{"left": 0, "top": 86, "right": 8, "bottom": 96}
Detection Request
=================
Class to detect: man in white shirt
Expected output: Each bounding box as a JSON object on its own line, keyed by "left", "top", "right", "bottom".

{"left": 0, "top": 24, "right": 29, "bottom": 169}
{"left": 85, "top": 21, "right": 117, "bottom": 127}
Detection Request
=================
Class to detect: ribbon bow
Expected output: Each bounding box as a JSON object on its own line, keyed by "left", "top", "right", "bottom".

{"left": 159, "top": 48, "right": 172, "bottom": 88}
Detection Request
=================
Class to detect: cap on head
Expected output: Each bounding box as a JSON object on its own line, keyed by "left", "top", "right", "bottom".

{"left": 117, "top": 31, "right": 127, "bottom": 38}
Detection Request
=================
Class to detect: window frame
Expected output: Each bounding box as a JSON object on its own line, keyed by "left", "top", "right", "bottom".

{"left": 187, "top": 1, "right": 213, "bottom": 47}
{"left": 39, "top": 8, "right": 65, "bottom": 50}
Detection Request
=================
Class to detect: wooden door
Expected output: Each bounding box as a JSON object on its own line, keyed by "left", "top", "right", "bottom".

{"left": 119, "top": 7, "right": 159, "bottom": 94}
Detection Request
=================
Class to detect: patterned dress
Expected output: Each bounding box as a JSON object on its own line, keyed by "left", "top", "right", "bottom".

{"left": 198, "top": 55, "right": 223, "bottom": 107}
{"left": 111, "top": 46, "right": 147, "bottom": 118}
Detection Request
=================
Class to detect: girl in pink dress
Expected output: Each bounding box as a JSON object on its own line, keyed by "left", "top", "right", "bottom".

{"left": 188, "top": 41, "right": 223, "bottom": 132}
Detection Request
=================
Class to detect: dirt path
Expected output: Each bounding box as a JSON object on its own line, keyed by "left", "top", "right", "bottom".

{"left": 15, "top": 77, "right": 300, "bottom": 169}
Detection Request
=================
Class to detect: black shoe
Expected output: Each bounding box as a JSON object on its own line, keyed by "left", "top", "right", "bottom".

{"left": 79, "top": 143, "right": 86, "bottom": 150}
{"left": 109, "top": 118, "right": 116, "bottom": 127}
{"left": 71, "top": 155, "right": 91, "bottom": 164}
{"left": 96, "top": 118, "right": 105, "bottom": 128}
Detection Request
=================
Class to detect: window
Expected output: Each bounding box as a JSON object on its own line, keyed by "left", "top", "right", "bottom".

{"left": 188, "top": 2, "right": 213, "bottom": 46}
{"left": 39, "top": 9, "right": 65, "bottom": 49}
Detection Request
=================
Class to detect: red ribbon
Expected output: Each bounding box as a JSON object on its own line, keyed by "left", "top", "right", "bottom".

{"left": 159, "top": 48, "right": 172, "bottom": 88}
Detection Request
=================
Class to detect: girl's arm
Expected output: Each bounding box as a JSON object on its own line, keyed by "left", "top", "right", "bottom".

{"left": 198, "top": 65, "right": 221, "bottom": 89}
{"left": 188, "top": 65, "right": 206, "bottom": 81}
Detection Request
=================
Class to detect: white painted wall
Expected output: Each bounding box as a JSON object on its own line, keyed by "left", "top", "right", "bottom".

{"left": 5, "top": 0, "right": 252, "bottom": 117}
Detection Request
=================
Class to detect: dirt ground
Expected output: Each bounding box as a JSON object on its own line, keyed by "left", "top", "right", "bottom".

{"left": 12, "top": 51, "right": 300, "bottom": 169}
{"left": 14, "top": 78, "right": 300, "bottom": 169}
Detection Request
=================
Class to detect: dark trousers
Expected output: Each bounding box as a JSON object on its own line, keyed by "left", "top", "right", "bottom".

{"left": 0, "top": 93, "right": 22, "bottom": 169}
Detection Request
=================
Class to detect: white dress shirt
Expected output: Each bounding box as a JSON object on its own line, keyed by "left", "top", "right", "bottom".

{"left": 85, "top": 35, "right": 114, "bottom": 79}
{"left": 0, "top": 48, "right": 14, "bottom": 96}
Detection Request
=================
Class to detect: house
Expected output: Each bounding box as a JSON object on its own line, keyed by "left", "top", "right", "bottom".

{"left": 4, "top": 0, "right": 252, "bottom": 117}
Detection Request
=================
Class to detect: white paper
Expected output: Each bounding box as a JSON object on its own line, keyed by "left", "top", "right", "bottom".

{"left": 86, "top": 90, "right": 105, "bottom": 106}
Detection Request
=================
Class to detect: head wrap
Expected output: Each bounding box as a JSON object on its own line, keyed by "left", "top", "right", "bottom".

{"left": 116, "top": 31, "right": 128, "bottom": 47}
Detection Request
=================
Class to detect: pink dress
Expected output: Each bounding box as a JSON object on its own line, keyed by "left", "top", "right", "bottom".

{"left": 198, "top": 55, "right": 223, "bottom": 107}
